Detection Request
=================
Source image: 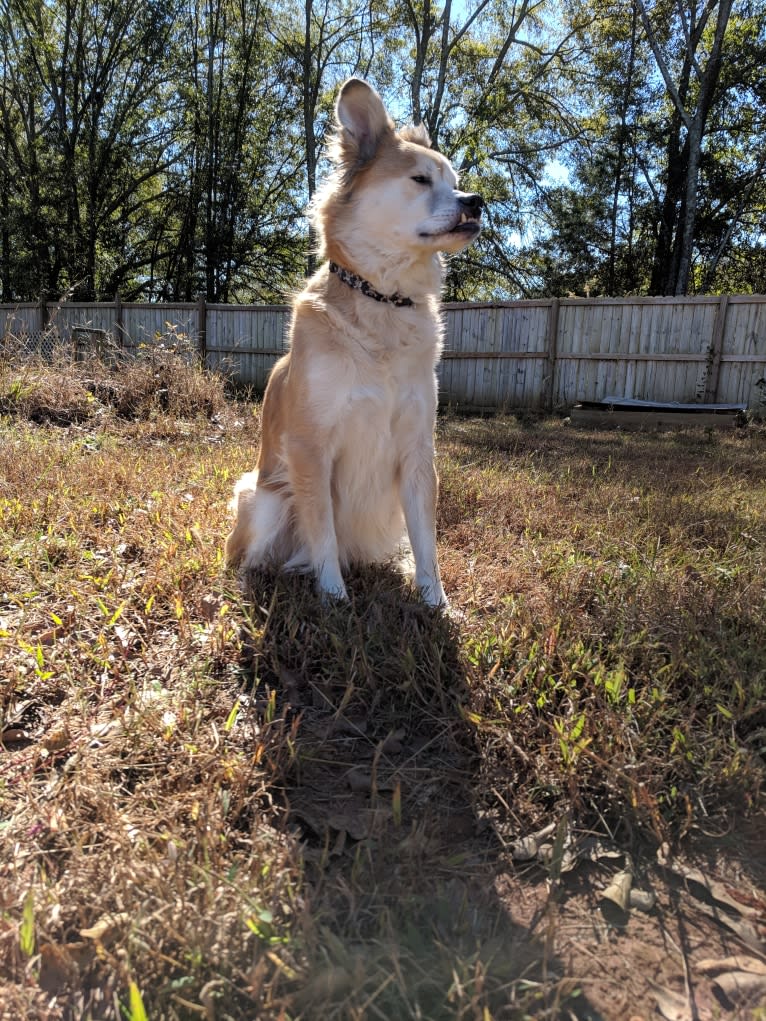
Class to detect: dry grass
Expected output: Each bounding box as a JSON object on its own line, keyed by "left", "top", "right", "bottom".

{"left": 0, "top": 332, "right": 229, "bottom": 424}
{"left": 438, "top": 418, "right": 766, "bottom": 842}
{"left": 1, "top": 355, "right": 764, "bottom": 1020}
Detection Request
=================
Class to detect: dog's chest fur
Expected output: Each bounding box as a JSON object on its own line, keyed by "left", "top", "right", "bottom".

{"left": 281, "top": 289, "right": 443, "bottom": 564}
{"left": 293, "top": 289, "right": 443, "bottom": 431}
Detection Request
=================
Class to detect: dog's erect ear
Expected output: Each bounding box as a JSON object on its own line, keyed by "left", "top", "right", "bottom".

{"left": 335, "top": 79, "right": 394, "bottom": 165}
{"left": 399, "top": 124, "right": 432, "bottom": 149}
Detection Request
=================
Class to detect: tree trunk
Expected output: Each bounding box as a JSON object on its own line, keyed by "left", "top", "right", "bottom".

{"left": 639, "top": 0, "right": 733, "bottom": 295}
{"left": 303, "top": 0, "right": 318, "bottom": 275}
{"left": 673, "top": 0, "right": 732, "bottom": 294}
{"left": 607, "top": 2, "right": 638, "bottom": 296}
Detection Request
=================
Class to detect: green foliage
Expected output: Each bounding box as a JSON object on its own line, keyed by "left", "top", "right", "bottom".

{"left": 0, "top": 0, "right": 764, "bottom": 301}
{"left": 127, "top": 982, "right": 149, "bottom": 1021}
{"left": 19, "top": 889, "right": 35, "bottom": 958}
{"left": 522, "top": 0, "right": 766, "bottom": 297}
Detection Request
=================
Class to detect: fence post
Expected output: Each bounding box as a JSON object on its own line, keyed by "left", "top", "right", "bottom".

{"left": 545, "top": 298, "right": 560, "bottom": 412}
{"left": 114, "top": 290, "right": 123, "bottom": 349}
{"left": 704, "top": 294, "right": 729, "bottom": 403}
{"left": 197, "top": 295, "right": 207, "bottom": 366}
{"left": 39, "top": 292, "right": 49, "bottom": 330}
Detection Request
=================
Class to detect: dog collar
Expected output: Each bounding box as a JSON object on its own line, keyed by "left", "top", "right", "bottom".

{"left": 329, "top": 261, "right": 414, "bottom": 307}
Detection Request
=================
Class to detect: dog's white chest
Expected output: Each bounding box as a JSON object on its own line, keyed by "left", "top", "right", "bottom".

{"left": 308, "top": 323, "right": 439, "bottom": 436}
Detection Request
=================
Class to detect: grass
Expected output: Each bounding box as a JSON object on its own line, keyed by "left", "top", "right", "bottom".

{"left": 439, "top": 419, "right": 765, "bottom": 839}
{"left": 0, "top": 350, "right": 764, "bottom": 1020}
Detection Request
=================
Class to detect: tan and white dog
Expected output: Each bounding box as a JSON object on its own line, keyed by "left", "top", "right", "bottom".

{"left": 225, "top": 79, "right": 483, "bottom": 607}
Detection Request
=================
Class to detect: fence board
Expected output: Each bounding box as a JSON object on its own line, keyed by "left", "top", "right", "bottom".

{"left": 2, "top": 295, "right": 765, "bottom": 413}
{"left": 0, "top": 304, "right": 42, "bottom": 343}
{"left": 717, "top": 299, "right": 766, "bottom": 410}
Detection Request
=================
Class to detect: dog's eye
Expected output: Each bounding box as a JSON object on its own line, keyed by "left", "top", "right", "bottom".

{"left": 411, "top": 175, "right": 432, "bottom": 186}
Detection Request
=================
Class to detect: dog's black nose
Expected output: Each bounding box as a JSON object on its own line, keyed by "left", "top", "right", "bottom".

{"left": 458, "top": 192, "right": 484, "bottom": 218}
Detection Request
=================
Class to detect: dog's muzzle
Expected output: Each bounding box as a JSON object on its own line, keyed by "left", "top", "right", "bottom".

{"left": 450, "top": 192, "right": 484, "bottom": 235}
{"left": 458, "top": 193, "right": 484, "bottom": 219}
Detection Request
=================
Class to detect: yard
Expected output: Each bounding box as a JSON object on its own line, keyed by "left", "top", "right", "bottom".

{"left": 1, "top": 354, "right": 765, "bottom": 1020}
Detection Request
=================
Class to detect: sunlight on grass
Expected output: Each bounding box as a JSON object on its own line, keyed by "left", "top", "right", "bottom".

{"left": 0, "top": 372, "right": 764, "bottom": 1019}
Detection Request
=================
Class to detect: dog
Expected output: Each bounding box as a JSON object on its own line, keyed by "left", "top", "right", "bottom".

{"left": 225, "top": 78, "right": 484, "bottom": 607}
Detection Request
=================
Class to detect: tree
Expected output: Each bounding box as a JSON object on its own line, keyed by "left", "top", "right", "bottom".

{"left": 160, "top": 0, "right": 305, "bottom": 302}
{"left": 371, "top": 0, "right": 595, "bottom": 299}
{"left": 695, "top": 5, "right": 766, "bottom": 292}
{"left": 637, "top": 0, "right": 734, "bottom": 294}
{"left": 271, "top": 0, "right": 379, "bottom": 274}
{"left": 522, "top": 0, "right": 658, "bottom": 297}
{"left": 0, "top": 0, "right": 179, "bottom": 300}
{"left": 525, "top": 0, "right": 766, "bottom": 298}
{"left": 1, "top": 0, "right": 763, "bottom": 303}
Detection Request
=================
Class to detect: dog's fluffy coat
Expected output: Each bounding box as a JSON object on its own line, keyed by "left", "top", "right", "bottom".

{"left": 225, "top": 79, "right": 483, "bottom": 606}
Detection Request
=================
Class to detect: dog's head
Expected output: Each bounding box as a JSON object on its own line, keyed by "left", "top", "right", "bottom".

{"left": 314, "top": 79, "right": 484, "bottom": 267}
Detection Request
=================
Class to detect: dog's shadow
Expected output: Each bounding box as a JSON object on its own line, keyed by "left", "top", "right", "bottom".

{"left": 239, "top": 565, "right": 604, "bottom": 1020}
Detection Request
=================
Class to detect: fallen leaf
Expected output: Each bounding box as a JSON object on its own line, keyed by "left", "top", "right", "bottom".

{"left": 42, "top": 726, "right": 71, "bottom": 753}
{"left": 658, "top": 856, "right": 765, "bottom": 950}
{"left": 682, "top": 868, "right": 757, "bottom": 915}
{"left": 511, "top": 821, "right": 556, "bottom": 861}
{"left": 39, "top": 942, "right": 80, "bottom": 991}
{"left": 279, "top": 668, "right": 309, "bottom": 705}
{"left": 90, "top": 719, "right": 125, "bottom": 743}
{"left": 199, "top": 594, "right": 224, "bottom": 621}
{"left": 649, "top": 981, "right": 692, "bottom": 1021}
{"left": 380, "top": 727, "right": 406, "bottom": 754}
{"left": 47, "top": 806, "right": 68, "bottom": 832}
{"left": 331, "top": 715, "right": 368, "bottom": 737}
{"left": 711, "top": 971, "right": 766, "bottom": 1006}
{"left": 35, "top": 626, "right": 67, "bottom": 646}
{"left": 685, "top": 896, "right": 763, "bottom": 950}
{"left": 80, "top": 911, "right": 131, "bottom": 943}
{"left": 114, "top": 624, "right": 138, "bottom": 654}
{"left": 327, "top": 806, "right": 369, "bottom": 841}
{"left": 3, "top": 699, "right": 40, "bottom": 729}
{"left": 697, "top": 955, "right": 766, "bottom": 976}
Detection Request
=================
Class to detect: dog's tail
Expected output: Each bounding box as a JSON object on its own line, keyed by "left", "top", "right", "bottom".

{"left": 224, "top": 470, "right": 259, "bottom": 567}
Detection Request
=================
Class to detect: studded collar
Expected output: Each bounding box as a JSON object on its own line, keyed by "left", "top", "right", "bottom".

{"left": 329, "top": 261, "right": 414, "bottom": 307}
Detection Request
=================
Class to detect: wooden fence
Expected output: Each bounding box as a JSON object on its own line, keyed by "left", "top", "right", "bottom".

{"left": 2, "top": 294, "right": 765, "bottom": 413}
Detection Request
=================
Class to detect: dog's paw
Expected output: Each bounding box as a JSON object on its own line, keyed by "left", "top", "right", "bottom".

{"left": 418, "top": 580, "right": 449, "bottom": 610}
{"left": 318, "top": 586, "right": 349, "bottom": 606}
{"left": 316, "top": 572, "right": 349, "bottom": 603}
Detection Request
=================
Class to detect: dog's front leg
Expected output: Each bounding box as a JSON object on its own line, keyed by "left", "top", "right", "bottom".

{"left": 287, "top": 437, "right": 347, "bottom": 600}
{"left": 399, "top": 451, "right": 448, "bottom": 609}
